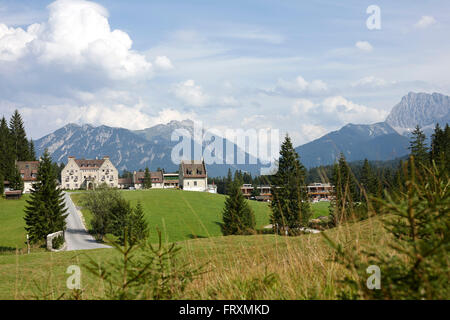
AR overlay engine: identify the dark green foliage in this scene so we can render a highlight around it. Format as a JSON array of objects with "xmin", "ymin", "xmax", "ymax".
[
  {"xmin": 85, "ymin": 230, "xmax": 204, "ymax": 299},
  {"xmin": 0, "ymin": 172, "xmax": 4, "ymax": 196},
  {"xmin": 143, "ymin": 167, "xmax": 152, "ymax": 189},
  {"xmin": 29, "ymin": 139, "xmax": 36, "ymax": 161},
  {"xmin": 82, "ymin": 186, "xmax": 122, "ymax": 240},
  {"xmin": 0, "ymin": 117, "xmax": 15, "ymax": 181},
  {"xmin": 9, "ymin": 165, "xmax": 24, "ymax": 191},
  {"xmin": 329, "ymin": 154, "xmax": 358, "ymax": 226},
  {"xmin": 221, "ymin": 182, "xmax": 256, "ymax": 235},
  {"xmin": 52, "ymin": 234, "xmax": 64, "ymax": 250},
  {"xmin": 270, "ymin": 135, "xmax": 311, "ymax": 234},
  {"xmin": 9, "ymin": 110, "xmax": 31, "ymax": 161},
  {"xmin": 325, "ymin": 157, "xmax": 450, "ymax": 299},
  {"xmin": 108, "ymin": 197, "xmax": 133, "ymax": 243},
  {"xmin": 430, "ymin": 123, "xmax": 450, "ymax": 173},
  {"xmin": 129, "ymin": 202, "xmax": 149, "ymax": 244},
  {"xmin": 24, "ymin": 150, "xmax": 68, "ymax": 244},
  {"xmin": 409, "ymin": 125, "xmax": 428, "ymax": 166}
]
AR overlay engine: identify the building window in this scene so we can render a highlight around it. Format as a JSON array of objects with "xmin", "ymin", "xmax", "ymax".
[{"xmin": 194, "ymin": 181, "xmax": 197, "ymax": 186}]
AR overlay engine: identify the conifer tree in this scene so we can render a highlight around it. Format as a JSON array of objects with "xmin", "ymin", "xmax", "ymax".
[
  {"xmin": 221, "ymin": 181, "xmax": 256, "ymax": 235},
  {"xmin": 24, "ymin": 150, "xmax": 68, "ymax": 244},
  {"xmin": 430, "ymin": 123, "xmax": 450, "ymax": 173},
  {"xmin": 270, "ymin": 135, "xmax": 311, "ymax": 234},
  {"xmin": 0, "ymin": 117, "xmax": 15, "ymax": 180},
  {"xmin": 9, "ymin": 165, "xmax": 24, "ymax": 191},
  {"xmin": 129, "ymin": 201, "xmax": 149, "ymax": 245},
  {"xmin": 225, "ymin": 168, "xmax": 233, "ymax": 195},
  {"xmin": 9, "ymin": 110, "xmax": 30, "ymax": 161},
  {"xmin": 329, "ymin": 153, "xmax": 357, "ymax": 226},
  {"xmin": 29, "ymin": 139, "xmax": 36, "ymax": 161},
  {"xmin": 0, "ymin": 172, "xmax": 4, "ymax": 196},
  {"xmin": 409, "ymin": 125, "xmax": 428, "ymax": 166},
  {"xmin": 143, "ymin": 167, "xmax": 152, "ymax": 189}
]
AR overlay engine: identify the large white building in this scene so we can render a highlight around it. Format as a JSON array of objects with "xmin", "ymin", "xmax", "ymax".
[
  {"xmin": 179, "ymin": 160, "xmax": 208, "ymax": 192},
  {"xmin": 61, "ymin": 156, "xmax": 118, "ymax": 190}
]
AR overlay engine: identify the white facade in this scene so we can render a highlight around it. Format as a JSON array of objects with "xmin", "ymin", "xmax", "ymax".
[
  {"xmin": 61, "ymin": 156, "xmax": 118, "ymax": 190},
  {"xmin": 179, "ymin": 160, "xmax": 208, "ymax": 192}
]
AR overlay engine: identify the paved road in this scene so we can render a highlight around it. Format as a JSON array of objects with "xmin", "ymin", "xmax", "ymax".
[{"xmin": 63, "ymin": 192, "xmax": 110, "ymax": 251}]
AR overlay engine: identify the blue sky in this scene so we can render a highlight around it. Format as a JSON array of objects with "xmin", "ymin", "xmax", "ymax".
[{"xmin": 0, "ymin": 0, "xmax": 449, "ymax": 146}]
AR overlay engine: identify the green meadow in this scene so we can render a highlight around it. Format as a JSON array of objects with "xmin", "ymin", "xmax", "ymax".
[{"xmin": 0, "ymin": 195, "xmax": 30, "ymax": 252}]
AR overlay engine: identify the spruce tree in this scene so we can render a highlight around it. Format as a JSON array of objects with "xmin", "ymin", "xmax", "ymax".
[
  {"xmin": 129, "ymin": 201, "xmax": 149, "ymax": 245},
  {"xmin": 0, "ymin": 172, "xmax": 4, "ymax": 196},
  {"xmin": 24, "ymin": 150, "xmax": 68, "ymax": 244},
  {"xmin": 9, "ymin": 110, "xmax": 30, "ymax": 161},
  {"xmin": 270, "ymin": 135, "xmax": 311, "ymax": 234},
  {"xmin": 329, "ymin": 153, "xmax": 357, "ymax": 226},
  {"xmin": 29, "ymin": 139, "xmax": 36, "ymax": 161},
  {"xmin": 9, "ymin": 165, "xmax": 24, "ymax": 191},
  {"xmin": 225, "ymin": 168, "xmax": 233, "ymax": 195},
  {"xmin": 409, "ymin": 125, "xmax": 428, "ymax": 166},
  {"xmin": 0, "ymin": 117, "xmax": 15, "ymax": 180},
  {"xmin": 221, "ymin": 181, "xmax": 256, "ymax": 235},
  {"xmin": 143, "ymin": 167, "xmax": 152, "ymax": 189}
]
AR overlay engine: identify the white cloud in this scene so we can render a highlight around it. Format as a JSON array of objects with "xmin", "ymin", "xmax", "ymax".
[
  {"xmin": 173, "ymin": 79, "xmax": 209, "ymax": 107},
  {"xmin": 321, "ymin": 96, "xmax": 387, "ymax": 124},
  {"xmin": 355, "ymin": 41, "xmax": 373, "ymax": 52},
  {"xmin": 0, "ymin": 0, "xmax": 154, "ymax": 80},
  {"xmin": 275, "ymin": 75, "xmax": 328, "ymax": 95},
  {"xmin": 415, "ymin": 16, "xmax": 436, "ymax": 29},
  {"xmin": 351, "ymin": 76, "xmax": 396, "ymax": 89},
  {"xmin": 291, "ymin": 99, "xmax": 315, "ymax": 115},
  {"xmin": 154, "ymin": 55, "xmax": 174, "ymax": 70}
]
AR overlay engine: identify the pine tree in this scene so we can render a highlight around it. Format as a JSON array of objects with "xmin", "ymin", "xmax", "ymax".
[
  {"xmin": 221, "ymin": 181, "xmax": 256, "ymax": 235},
  {"xmin": 143, "ymin": 167, "xmax": 152, "ymax": 189},
  {"xmin": 270, "ymin": 135, "xmax": 311, "ymax": 234},
  {"xmin": 0, "ymin": 117, "xmax": 15, "ymax": 180},
  {"xmin": 9, "ymin": 165, "xmax": 24, "ymax": 191},
  {"xmin": 29, "ymin": 139, "xmax": 36, "ymax": 161},
  {"xmin": 360, "ymin": 159, "xmax": 378, "ymax": 200},
  {"xmin": 129, "ymin": 201, "xmax": 149, "ymax": 245},
  {"xmin": 9, "ymin": 110, "xmax": 30, "ymax": 161},
  {"xmin": 409, "ymin": 125, "xmax": 428, "ymax": 167},
  {"xmin": 329, "ymin": 153, "xmax": 357, "ymax": 226},
  {"xmin": 0, "ymin": 172, "xmax": 4, "ymax": 196},
  {"xmin": 430, "ymin": 123, "xmax": 449, "ymax": 173},
  {"xmin": 225, "ymin": 168, "xmax": 233, "ymax": 195},
  {"xmin": 24, "ymin": 150, "xmax": 68, "ymax": 244}
]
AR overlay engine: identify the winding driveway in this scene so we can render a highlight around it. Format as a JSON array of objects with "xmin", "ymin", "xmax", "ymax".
[{"xmin": 63, "ymin": 192, "xmax": 110, "ymax": 251}]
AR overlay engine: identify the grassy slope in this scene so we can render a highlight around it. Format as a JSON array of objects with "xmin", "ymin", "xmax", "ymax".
[
  {"xmin": 72, "ymin": 189, "xmax": 272, "ymax": 243},
  {"xmin": 0, "ymin": 195, "xmax": 30, "ymax": 251},
  {"xmin": 71, "ymin": 189, "xmax": 330, "ymax": 243},
  {"xmin": 0, "ymin": 215, "xmax": 387, "ymax": 299}
]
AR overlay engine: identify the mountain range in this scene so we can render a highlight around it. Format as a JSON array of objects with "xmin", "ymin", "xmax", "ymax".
[
  {"xmin": 35, "ymin": 120, "xmax": 263, "ymax": 177},
  {"xmin": 35, "ymin": 92, "xmax": 450, "ymax": 175}
]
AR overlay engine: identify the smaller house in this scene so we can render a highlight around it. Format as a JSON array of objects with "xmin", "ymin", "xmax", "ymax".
[
  {"xmin": 307, "ymin": 183, "xmax": 334, "ymax": 201},
  {"xmin": 179, "ymin": 160, "xmax": 207, "ymax": 192},
  {"xmin": 118, "ymin": 177, "xmax": 133, "ymax": 189},
  {"xmin": 133, "ymin": 171, "xmax": 164, "ymax": 189},
  {"xmin": 17, "ymin": 161, "xmax": 40, "ymax": 193},
  {"xmin": 163, "ymin": 173, "xmax": 179, "ymax": 189},
  {"xmin": 240, "ymin": 184, "xmax": 272, "ymax": 201}
]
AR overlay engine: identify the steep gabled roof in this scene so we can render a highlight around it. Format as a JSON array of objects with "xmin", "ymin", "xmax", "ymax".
[
  {"xmin": 180, "ymin": 160, "xmax": 207, "ymax": 178},
  {"xmin": 16, "ymin": 161, "xmax": 40, "ymax": 181}
]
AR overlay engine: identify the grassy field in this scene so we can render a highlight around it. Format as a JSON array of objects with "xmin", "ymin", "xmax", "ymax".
[
  {"xmin": 310, "ymin": 201, "xmax": 330, "ymax": 218},
  {"xmin": 0, "ymin": 215, "xmax": 387, "ymax": 299},
  {"xmin": 72, "ymin": 189, "xmax": 271, "ymax": 243},
  {"xmin": 71, "ymin": 189, "xmax": 330, "ymax": 243},
  {"xmin": 0, "ymin": 195, "xmax": 30, "ymax": 252}
]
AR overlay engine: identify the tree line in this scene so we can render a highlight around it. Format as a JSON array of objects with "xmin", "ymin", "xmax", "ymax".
[{"xmin": 0, "ymin": 110, "xmax": 36, "ymax": 192}]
